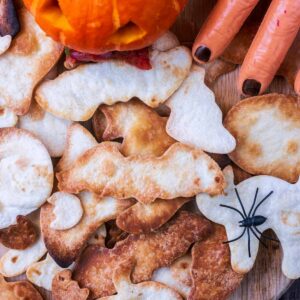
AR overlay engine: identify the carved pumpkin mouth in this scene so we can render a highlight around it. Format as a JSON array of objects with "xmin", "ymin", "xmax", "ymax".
[{"xmin": 108, "ymin": 21, "xmax": 147, "ymax": 45}]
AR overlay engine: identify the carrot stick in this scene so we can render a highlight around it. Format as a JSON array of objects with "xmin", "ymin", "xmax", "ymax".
[
  {"xmin": 295, "ymin": 70, "xmax": 300, "ymax": 96},
  {"xmin": 192, "ymin": 0, "xmax": 259, "ymax": 63},
  {"xmin": 238, "ymin": 0, "xmax": 300, "ymax": 96}
]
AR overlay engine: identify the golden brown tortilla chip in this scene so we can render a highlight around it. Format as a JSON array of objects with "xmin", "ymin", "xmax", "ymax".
[
  {"xmin": 73, "ymin": 211, "xmax": 212, "ymax": 298},
  {"xmin": 0, "ymin": 275, "xmax": 42, "ymax": 300},
  {"xmin": 0, "ymin": 215, "xmax": 38, "ymax": 250},
  {"xmin": 188, "ymin": 225, "xmax": 244, "ymax": 300},
  {"xmin": 52, "ymin": 270, "xmax": 89, "ymax": 300}
]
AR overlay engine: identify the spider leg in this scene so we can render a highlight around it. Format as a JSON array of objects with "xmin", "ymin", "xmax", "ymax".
[
  {"xmin": 250, "ymin": 227, "xmax": 267, "ymax": 248},
  {"xmin": 220, "ymin": 204, "xmax": 245, "ymax": 220},
  {"xmin": 254, "ymin": 226, "xmax": 279, "ymax": 243},
  {"xmin": 248, "ymin": 188, "xmax": 259, "ymax": 217},
  {"xmin": 247, "ymin": 227, "xmax": 251, "ymax": 257},
  {"xmin": 235, "ymin": 188, "xmax": 247, "ymax": 218},
  {"xmin": 252, "ymin": 191, "xmax": 274, "ymax": 217},
  {"xmin": 223, "ymin": 227, "xmax": 247, "ymax": 244}
]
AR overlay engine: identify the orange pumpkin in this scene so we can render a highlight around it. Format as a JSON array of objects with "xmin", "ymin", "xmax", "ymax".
[{"xmin": 23, "ymin": 0, "xmax": 187, "ymax": 54}]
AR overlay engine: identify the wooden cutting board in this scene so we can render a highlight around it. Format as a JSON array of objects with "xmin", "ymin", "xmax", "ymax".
[{"xmin": 1, "ymin": 0, "xmax": 297, "ymax": 299}]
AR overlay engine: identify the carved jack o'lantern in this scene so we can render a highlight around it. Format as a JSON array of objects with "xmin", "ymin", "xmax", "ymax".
[{"xmin": 23, "ymin": 0, "xmax": 187, "ymax": 53}]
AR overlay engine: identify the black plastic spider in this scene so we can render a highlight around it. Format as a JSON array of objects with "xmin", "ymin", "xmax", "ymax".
[{"xmin": 220, "ymin": 187, "xmax": 279, "ymax": 257}]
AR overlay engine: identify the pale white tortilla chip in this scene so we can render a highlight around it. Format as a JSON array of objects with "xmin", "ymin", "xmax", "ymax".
[
  {"xmin": 99, "ymin": 262, "xmax": 182, "ymax": 300},
  {"xmin": 0, "ymin": 9, "xmax": 63, "ymax": 115},
  {"xmin": 197, "ymin": 166, "xmax": 300, "ymax": 279},
  {"xmin": 152, "ymin": 31, "xmax": 179, "ymax": 51},
  {"xmin": 166, "ymin": 65, "xmax": 236, "ymax": 154},
  {"xmin": 35, "ymin": 36, "xmax": 192, "ymax": 121},
  {"xmin": 152, "ymin": 255, "xmax": 192, "ymax": 298},
  {"xmin": 26, "ymin": 253, "xmax": 74, "ymax": 291},
  {"xmin": 0, "ymin": 128, "xmax": 53, "ymax": 229},
  {"xmin": 56, "ymin": 123, "xmax": 97, "ymax": 172},
  {"xmin": 18, "ymin": 102, "xmax": 72, "ymax": 157},
  {"xmin": 0, "ymin": 35, "xmax": 11, "ymax": 55},
  {"xmin": 57, "ymin": 142, "xmax": 225, "ymax": 203},
  {"xmin": 0, "ymin": 235, "xmax": 46, "ymax": 277},
  {"xmin": 48, "ymin": 192, "xmax": 83, "ymax": 230}
]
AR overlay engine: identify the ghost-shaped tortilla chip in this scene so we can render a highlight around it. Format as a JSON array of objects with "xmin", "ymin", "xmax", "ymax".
[
  {"xmin": 197, "ymin": 166, "xmax": 300, "ymax": 279},
  {"xmin": 166, "ymin": 65, "xmax": 236, "ymax": 154}
]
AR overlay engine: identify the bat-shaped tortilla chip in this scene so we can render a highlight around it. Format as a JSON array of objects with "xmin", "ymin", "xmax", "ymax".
[
  {"xmin": 0, "ymin": 9, "xmax": 63, "ymax": 115},
  {"xmin": 57, "ymin": 142, "xmax": 225, "ymax": 203},
  {"xmin": 73, "ymin": 211, "xmax": 212, "ymax": 298},
  {"xmin": 197, "ymin": 166, "xmax": 300, "ymax": 279},
  {"xmin": 35, "ymin": 33, "xmax": 192, "ymax": 121},
  {"xmin": 18, "ymin": 101, "xmax": 72, "ymax": 157},
  {"xmin": 93, "ymin": 100, "xmax": 189, "ymax": 233},
  {"xmin": 99, "ymin": 261, "xmax": 183, "ymax": 300},
  {"xmin": 0, "ymin": 128, "xmax": 53, "ymax": 229},
  {"xmin": 224, "ymin": 94, "xmax": 300, "ymax": 182},
  {"xmin": 166, "ymin": 65, "xmax": 236, "ymax": 154},
  {"xmin": 0, "ymin": 275, "xmax": 42, "ymax": 300}
]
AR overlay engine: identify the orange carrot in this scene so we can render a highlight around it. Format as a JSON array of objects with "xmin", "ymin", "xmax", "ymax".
[
  {"xmin": 238, "ymin": 0, "xmax": 300, "ymax": 96},
  {"xmin": 192, "ymin": 0, "xmax": 259, "ymax": 63}
]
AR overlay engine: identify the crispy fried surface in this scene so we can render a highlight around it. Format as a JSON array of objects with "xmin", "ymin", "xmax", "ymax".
[
  {"xmin": 52, "ymin": 270, "xmax": 89, "ymax": 300},
  {"xmin": 93, "ymin": 100, "xmax": 175, "ymax": 156},
  {"xmin": 41, "ymin": 192, "xmax": 133, "ymax": 267},
  {"xmin": 0, "ymin": 215, "xmax": 38, "ymax": 249},
  {"xmin": 57, "ymin": 142, "xmax": 225, "ymax": 203},
  {"xmin": 0, "ymin": 274, "xmax": 42, "ymax": 300},
  {"xmin": 188, "ymin": 225, "xmax": 243, "ymax": 300},
  {"xmin": 73, "ymin": 211, "xmax": 212, "ymax": 298},
  {"xmin": 0, "ymin": 9, "xmax": 63, "ymax": 115},
  {"xmin": 117, "ymin": 198, "xmax": 190, "ymax": 234},
  {"xmin": 100, "ymin": 261, "xmax": 182, "ymax": 300},
  {"xmin": 224, "ymin": 94, "xmax": 300, "ymax": 182}
]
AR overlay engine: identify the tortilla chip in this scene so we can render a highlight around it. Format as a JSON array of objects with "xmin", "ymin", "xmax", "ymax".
[
  {"xmin": 197, "ymin": 166, "xmax": 300, "ymax": 279},
  {"xmin": 0, "ymin": 234, "xmax": 46, "ymax": 277},
  {"xmin": 0, "ymin": 215, "xmax": 37, "ymax": 250},
  {"xmin": 0, "ymin": 9, "xmax": 63, "ymax": 115},
  {"xmin": 57, "ymin": 142, "xmax": 225, "ymax": 203},
  {"xmin": 35, "ymin": 34, "xmax": 192, "ymax": 121},
  {"xmin": 0, "ymin": 98, "xmax": 18, "ymax": 128},
  {"xmin": 0, "ymin": 128, "xmax": 53, "ymax": 229},
  {"xmin": 188, "ymin": 225, "xmax": 243, "ymax": 300},
  {"xmin": 152, "ymin": 255, "xmax": 192, "ymax": 298},
  {"xmin": 224, "ymin": 93, "xmax": 300, "ymax": 182},
  {"xmin": 166, "ymin": 65, "xmax": 236, "ymax": 154},
  {"xmin": 41, "ymin": 192, "xmax": 133, "ymax": 267},
  {"xmin": 93, "ymin": 100, "xmax": 175, "ymax": 156},
  {"xmin": 0, "ymin": 35, "xmax": 11, "ymax": 55},
  {"xmin": 99, "ymin": 260, "xmax": 182, "ymax": 300},
  {"xmin": 27, "ymin": 253, "xmax": 73, "ymax": 291},
  {"xmin": 47, "ymin": 192, "xmax": 83, "ymax": 230},
  {"xmin": 0, "ymin": 275, "xmax": 42, "ymax": 300},
  {"xmin": 116, "ymin": 198, "xmax": 190, "ymax": 234},
  {"xmin": 18, "ymin": 101, "xmax": 72, "ymax": 157},
  {"xmin": 106, "ymin": 220, "xmax": 128, "ymax": 249},
  {"xmin": 56, "ymin": 123, "xmax": 98, "ymax": 172},
  {"xmin": 52, "ymin": 270, "xmax": 89, "ymax": 300},
  {"xmin": 73, "ymin": 211, "xmax": 212, "ymax": 298}
]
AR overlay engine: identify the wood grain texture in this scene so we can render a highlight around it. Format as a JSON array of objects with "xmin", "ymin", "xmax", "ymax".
[{"xmin": 0, "ymin": 1, "xmax": 298, "ymax": 299}]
